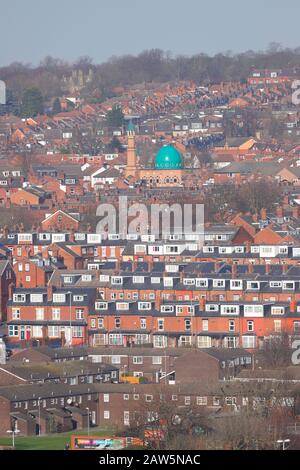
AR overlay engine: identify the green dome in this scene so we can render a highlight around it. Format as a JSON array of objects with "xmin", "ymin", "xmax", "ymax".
[{"xmin": 155, "ymin": 145, "xmax": 183, "ymax": 169}]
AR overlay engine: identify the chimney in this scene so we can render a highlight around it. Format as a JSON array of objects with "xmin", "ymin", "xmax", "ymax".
[
  {"xmin": 282, "ymin": 264, "xmax": 289, "ymax": 275},
  {"xmin": 132, "ymin": 259, "xmax": 138, "ymax": 272},
  {"xmin": 265, "ymin": 263, "xmax": 271, "ymax": 275},
  {"xmin": 290, "ymin": 300, "xmax": 297, "ymax": 313},
  {"xmin": 200, "ymin": 297, "xmax": 206, "ymax": 311},
  {"xmin": 115, "ymin": 259, "xmax": 121, "ymax": 273},
  {"xmin": 215, "ymin": 261, "xmax": 222, "ymax": 273},
  {"xmin": 148, "ymin": 258, "xmax": 153, "ymax": 273},
  {"xmin": 231, "ymin": 263, "xmax": 237, "ymax": 279},
  {"xmin": 293, "ymin": 206, "xmax": 300, "ymax": 219},
  {"xmin": 260, "ymin": 208, "xmax": 267, "ymax": 220},
  {"xmin": 47, "ymin": 284, "xmax": 53, "ymax": 301},
  {"xmin": 69, "ymin": 228, "xmax": 75, "ymax": 243},
  {"xmin": 8, "ymin": 283, "xmax": 14, "ymax": 301},
  {"xmin": 155, "ymin": 294, "xmax": 161, "ymax": 312},
  {"xmin": 3, "ymin": 225, "xmax": 8, "ymax": 240},
  {"xmin": 276, "ymin": 206, "xmax": 284, "ymax": 218}
]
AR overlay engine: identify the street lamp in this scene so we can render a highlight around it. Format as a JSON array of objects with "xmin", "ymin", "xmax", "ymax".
[
  {"xmin": 86, "ymin": 407, "xmax": 90, "ymax": 436},
  {"xmin": 38, "ymin": 397, "xmax": 41, "ymax": 436},
  {"xmin": 7, "ymin": 427, "xmax": 20, "ymax": 448}
]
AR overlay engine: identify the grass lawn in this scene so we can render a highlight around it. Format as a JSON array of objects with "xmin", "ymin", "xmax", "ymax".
[{"xmin": 0, "ymin": 427, "xmax": 113, "ymax": 450}]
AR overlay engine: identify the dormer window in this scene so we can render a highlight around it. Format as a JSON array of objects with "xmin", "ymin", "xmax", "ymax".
[
  {"xmin": 230, "ymin": 280, "xmax": 243, "ymax": 290},
  {"xmin": 116, "ymin": 302, "xmax": 129, "ymax": 311},
  {"xmin": 53, "ymin": 293, "xmax": 66, "ymax": 303},
  {"xmin": 247, "ymin": 281, "xmax": 260, "ymax": 290},
  {"xmin": 133, "ymin": 276, "xmax": 145, "ymax": 284},
  {"xmin": 138, "ymin": 302, "xmax": 151, "ymax": 311},
  {"xmin": 95, "ymin": 302, "xmax": 108, "ymax": 310}
]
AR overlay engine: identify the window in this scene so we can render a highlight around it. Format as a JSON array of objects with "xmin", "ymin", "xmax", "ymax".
[
  {"xmin": 158, "ymin": 319, "xmax": 164, "ymax": 331},
  {"xmin": 73, "ymin": 295, "xmax": 84, "ymax": 302},
  {"xmin": 197, "ymin": 336, "xmax": 212, "ymax": 348},
  {"xmin": 133, "ymin": 356, "xmax": 143, "ymax": 364},
  {"xmin": 202, "ymin": 319, "xmax": 209, "ymax": 331},
  {"xmin": 247, "ymin": 321, "xmax": 254, "ymax": 332},
  {"xmin": 230, "ymin": 280, "xmax": 243, "ymax": 289},
  {"xmin": 197, "ymin": 397, "xmax": 208, "ymax": 406},
  {"xmin": 229, "ymin": 320, "xmax": 235, "ymax": 332},
  {"xmin": 76, "ymin": 308, "xmax": 84, "ymax": 320},
  {"xmin": 221, "ymin": 305, "xmax": 239, "ymax": 315},
  {"xmin": 72, "ymin": 326, "xmax": 84, "ymax": 338},
  {"xmin": 112, "ymin": 355, "xmax": 121, "ymax": 364},
  {"xmin": 271, "ymin": 306, "xmax": 285, "ymax": 315},
  {"xmin": 124, "ymin": 411, "xmax": 130, "ymax": 426},
  {"xmin": 95, "ymin": 302, "xmax": 108, "ymax": 310},
  {"xmin": 123, "ymin": 394, "xmax": 130, "ymax": 401},
  {"xmin": 140, "ymin": 318, "xmax": 147, "ymax": 329},
  {"xmin": 225, "ymin": 396, "xmax": 237, "ymax": 406},
  {"xmin": 13, "ymin": 294, "xmax": 26, "ymax": 303},
  {"xmin": 152, "ymin": 356, "xmax": 162, "ymax": 365},
  {"xmin": 12, "ymin": 308, "xmax": 20, "ymax": 320},
  {"xmin": 52, "ymin": 308, "xmax": 60, "ymax": 320},
  {"xmin": 109, "ymin": 334, "xmax": 123, "ymax": 345},
  {"xmin": 138, "ymin": 302, "xmax": 151, "ymax": 310},
  {"xmin": 153, "ymin": 335, "xmax": 167, "ymax": 348},
  {"xmin": 32, "ymin": 326, "xmax": 43, "ymax": 338},
  {"xmin": 184, "ymin": 396, "xmax": 191, "ymax": 405},
  {"xmin": 294, "ymin": 321, "xmax": 300, "ymax": 333},
  {"xmin": 206, "ymin": 304, "xmax": 219, "ymax": 312},
  {"xmin": 103, "ymin": 394, "xmax": 109, "ymax": 402},
  {"xmin": 115, "ymin": 317, "xmax": 121, "ymax": 329},
  {"xmin": 36, "ymin": 308, "xmax": 44, "ymax": 321},
  {"xmin": 274, "ymin": 320, "xmax": 282, "ymax": 333},
  {"xmin": 196, "ymin": 279, "xmax": 208, "ymax": 288},
  {"xmin": 31, "ymin": 293, "xmax": 44, "ymax": 303},
  {"xmin": 224, "ymin": 336, "xmax": 238, "ymax": 349},
  {"xmin": 104, "ymin": 410, "xmax": 110, "ymax": 419},
  {"xmin": 185, "ymin": 318, "xmax": 191, "ymax": 331},
  {"xmin": 53, "ymin": 293, "xmax": 66, "ymax": 303},
  {"xmin": 116, "ymin": 302, "xmax": 129, "ymax": 311},
  {"xmin": 213, "ymin": 280, "xmax": 225, "ymax": 288},
  {"xmin": 145, "ymin": 395, "xmax": 153, "ymax": 402},
  {"xmin": 48, "ymin": 326, "xmax": 59, "ymax": 337},
  {"xmin": 213, "ymin": 397, "xmax": 220, "ymax": 406},
  {"xmin": 9, "ymin": 325, "xmax": 19, "ymax": 337},
  {"xmin": 91, "ymin": 319, "xmax": 96, "ymax": 328},
  {"xmin": 242, "ymin": 336, "xmax": 256, "ymax": 349}
]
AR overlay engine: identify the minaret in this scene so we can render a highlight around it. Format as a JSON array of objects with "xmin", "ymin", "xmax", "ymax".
[{"xmin": 126, "ymin": 120, "xmax": 136, "ymax": 175}]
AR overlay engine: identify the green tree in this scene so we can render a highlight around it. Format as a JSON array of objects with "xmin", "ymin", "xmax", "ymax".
[
  {"xmin": 21, "ymin": 87, "xmax": 44, "ymax": 117},
  {"xmin": 52, "ymin": 97, "xmax": 62, "ymax": 115},
  {"xmin": 106, "ymin": 105, "xmax": 124, "ymax": 127}
]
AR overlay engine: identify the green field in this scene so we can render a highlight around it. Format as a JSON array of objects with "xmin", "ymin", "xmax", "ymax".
[{"xmin": 0, "ymin": 427, "xmax": 113, "ymax": 450}]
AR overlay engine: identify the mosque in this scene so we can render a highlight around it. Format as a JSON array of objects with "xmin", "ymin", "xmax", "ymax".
[{"xmin": 125, "ymin": 121, "xmax": 187, "ymax": 187}]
